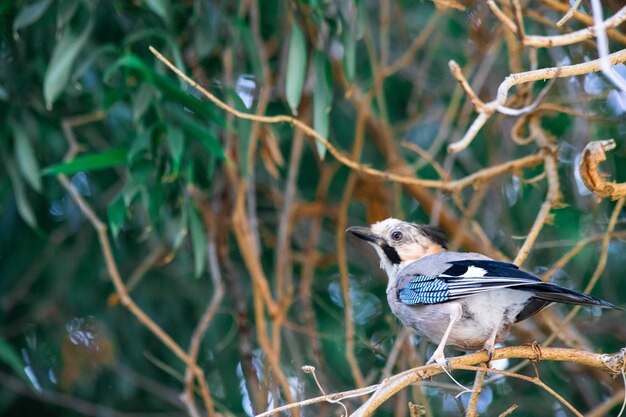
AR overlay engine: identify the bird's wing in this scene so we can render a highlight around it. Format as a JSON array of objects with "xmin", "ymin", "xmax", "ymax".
[
  {"xmin": 398, "ymin": 259, "xmax": 617, "ymax": 309},
  {"xmin": 397, "ymin": 259, "xmax": 535, "ymax": 305}
]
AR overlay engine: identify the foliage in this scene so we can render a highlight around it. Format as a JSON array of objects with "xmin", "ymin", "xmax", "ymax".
[{"xmin": 1, "ymin": 0, "xmax": 625, "ymax": 416}]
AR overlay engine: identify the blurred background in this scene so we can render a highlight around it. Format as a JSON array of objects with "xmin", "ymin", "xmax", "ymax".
[{"xmin": 1, "ymin": 0, "xmax": 626, "ymax": 416}]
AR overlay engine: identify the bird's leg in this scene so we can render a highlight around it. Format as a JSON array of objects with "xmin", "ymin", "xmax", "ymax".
[
  {"xmin": 482, "ymin": 324, "xmax": 500, "ymax": 366},
  {"xmin": 426, "ymin": 303, "xmax": 462, "ymax": 366}
]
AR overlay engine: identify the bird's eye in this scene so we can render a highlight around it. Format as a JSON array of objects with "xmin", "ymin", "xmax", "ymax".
[{"xmin": 391, "ymin": 231, "xmax": 403, "ymax": 241}]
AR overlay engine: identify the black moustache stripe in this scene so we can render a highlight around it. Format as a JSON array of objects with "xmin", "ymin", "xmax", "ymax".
[{"xmin": 380, "ymin": 243, "xmax": 401, "ymax": 264}]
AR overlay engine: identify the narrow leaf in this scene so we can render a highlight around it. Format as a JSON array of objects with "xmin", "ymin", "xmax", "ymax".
[
  {"xmin": 166, "ymin": 125, "xmax": 184, "ymax": 176},
  {"xmin": 3, "ymin": 154, "xmax": 37, "ymax": 228},
  {"xmin": 133, "ymin": 83, "xmax": 155, "ymax": 122},
  {"xmin": 42, "ymin": 148, "xmax": 127, "ymax": 175},
  {"xmin": 236, "ymin": 20, "xmax": 263, "ymax": 80},
  {"xmin": 13, "ymin": 0, "xmax": 53, "ymax": 32},
  {"xmin": 0, "ymin": 338, "xmax": 27, "ymax": 383},
  {"xmin": 145, "ymin": 0, "xmax": 170, "ymax": 23},
  {"xmin": 107, "ymin": 194, "xmax": 126, "ymax": 239},
  {"xmin": 57, "ymin": 0, "xmax": 80, "ymax": 29},
  {"xmin": 107, "ymin": 54, "xmax": 225, "ymax": 127},
  {"xmin": 286, "ymin": 23, "xmax": 307, "ymax": 114},
  {"xmin": 13, "ymin": 123, "xmax": 42, "ymax": 192},
  {"xmin": 313, "ymin": 52, "xmax": 332, "ymax": 159},
  {"xmin": 188, "ymin": 203, "xmax": 207, "ymax": 278},
  {"xmin": 164, "ymin": 103, "xmax": 224, "ymax": 158},
  {"xmin": 44, "ymin": 18, "xmax": 93, "ymax": 109},
  {"xmin": 342, "ymin": 22, "xmax": 356, "ymax": 82}
]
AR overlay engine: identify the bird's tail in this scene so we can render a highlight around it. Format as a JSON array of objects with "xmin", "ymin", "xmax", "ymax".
[{"xmin": 515, "ymin": 283, "xmax": 619, "ymax": 309}]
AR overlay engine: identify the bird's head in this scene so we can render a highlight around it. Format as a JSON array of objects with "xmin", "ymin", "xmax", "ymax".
[{"xmin": 347, "ymin": 218, "xmax": 448, "ymax": 277}]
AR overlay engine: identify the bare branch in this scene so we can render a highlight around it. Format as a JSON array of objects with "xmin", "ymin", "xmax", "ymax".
[
  {"xmin": 579, "ymin": 139, "xmax": 626, "ymax": 200},
  {"xmin": 449, "ymin": 48, "xmax": 626, "ymax": 153},
  {"xmin": 350, "ymin": 346, "xmax": 625, "ymax": 417}
]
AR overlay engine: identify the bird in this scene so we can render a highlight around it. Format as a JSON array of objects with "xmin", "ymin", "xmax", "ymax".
[{"xmin": 346, "ymin": 218, "xmax": 618, "ymax": 366}]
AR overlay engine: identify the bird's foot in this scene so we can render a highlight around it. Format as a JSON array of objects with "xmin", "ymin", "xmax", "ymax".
[
  {"xmin": 482, "ymin": 340, "xmax": 496, "ymax": 367},
  {"xmin": 426, "ymin": 350, "xmax": 450, "ymax": 368},
  {"xmin": 484, "ymin": 346, "xmax": 495, "ymax": 367}
]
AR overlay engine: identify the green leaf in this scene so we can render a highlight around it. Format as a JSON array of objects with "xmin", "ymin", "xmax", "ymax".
[
  {"xmin": 2, "ymin": 153, "xmax": 37, "ymax": 228},
  {"xmin": 43, "ymin": 18, "xmax": 93, "ymax": 109},
  {"xmin": 0, "ymin": 338, "xmax": 27, "ymax": 383},
  {"xmin": 106, "ymin": 54, "xmax": 225, "ymax": 127},
  {"xmin": 42, "ymin": 148, "xmax": 128, "ymax": 175},
  {"xmin": 342, "ymin": 22, "xmax": 356, "ymax": 83},
  {"xmin": 107, "ymin": 194, "xmax": 126, "ymax": 239},
  {"xmin": 235, "ymin": 19, "xmax": 263, "ymax": 80},
  {"xmin": 72, "ymin": 44, "xmax": 117, "ymax": 83},
  {"xmin": 286, "ymin": 23, "xmax": 307, "ymax": 114},
  {"xmin": 145, "ymin": 183, "xmax": 163, "ymax": 227},
  {"xmin": 132, "ymin": 83, "xmax": 155, "ymax": 122},
  {"xmin": 145, "ymin": 0, "xmax": 170, "ymax": 24},
  {"xmin": 313, "ymin": 52, "xmax": 332, "ymax": 159},
  {"xmin": 121, "ymin": 182, "xmax": 141, "ymax": 206},
  {"xmin": 13, "ymin": 0, "xmax": 53, "ymax": 32},
  {"xmin": 123, "ymin": 30, "xmax": 186, "ymax": 85},
  {"xmin": 163, "ymin": 103, "xmax": 224, "ymax": 159},
  {"xmin": 12, "ymin": 123, "xmax": 42, "ymax": 192},
  {"xmin": 166, "ymin": 125, "xmax": 184, "ymax": 176},
  {"xmin": 57, "ymin": 0, "xmax": 80, "ymax": 29},
  {"xmin": 128, "ymin": 125, "xmax": 153, "ymax": 163},
  {"xmin": 187, "ymin": 202, "xmax": 206, "ymax": 278}
]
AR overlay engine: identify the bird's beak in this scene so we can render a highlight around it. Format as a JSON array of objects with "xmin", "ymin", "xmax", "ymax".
[{"xmin": 346, "ymin": 226, "xmax": 382, "ymax": 244}]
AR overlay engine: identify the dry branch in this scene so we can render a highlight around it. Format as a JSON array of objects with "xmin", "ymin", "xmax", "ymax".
[
  {"xmin": 350, "ymin": 346, "xmax": 625, "ymax": 417},
  {"xmin": 253, "ymin": 347, "xmax": 625, "ymax": 417},
  {"xmin": 488, "ymin": 3, "xmax": 626, "ymax": 48},
  {"xmin": 579, "ymin": 139, "xmax": 626, "ymax": 200},
  {"xmin": 448, "ymin": 48, "xmax": 626, "ymax": 153}
]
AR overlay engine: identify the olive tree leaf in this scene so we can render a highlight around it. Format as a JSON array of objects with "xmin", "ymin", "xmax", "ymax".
[
  {"xmin": 106, "ymin": 54, "xmax": 225, "ymax": 127},
  {"xmin": 187, "ymin": 202, "xmax": 206, "ymax": 278},
  {"xmin": 13, "ymin": 0, "xmax": 53, "ymax": 32},
  {"xmin": 107, "ymin": 194, "xmax": 126, "ymax": 240},
  {"xmin": 42, "ymin": 148, "xmax": 128, "ymax": 175},
  {"xmin": 2, "ymin": 152, "xmax": 37, "ymax": 228},
  {"xmin": 43, "ymin": 18, "xmax": 94, "ymax": 109},
  {"xmin": 286, "ymin": 22, "xmax": 307, "ymax": 114},
  {"xmin": 0, "ymin": 338, "xmax": 27, "ymax": 383},
  {"xmin": 166, "ymin": 125, "xmax": 185, "ymax": 176},
  {"xmin": 145, "ymin": 0, "xmax": 171, "ymax": 25},
  {"xmin": 12, "ymin": 122, "xmax": 42, "ymax": 192},
  {"xmin": 313, "ymin": 51, "xmax": 332, "ymax": 160}
]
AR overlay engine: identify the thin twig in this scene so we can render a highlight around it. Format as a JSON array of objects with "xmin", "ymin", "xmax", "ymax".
[
  {"xmin": 254, "ymin": 385, "xmax": 380, "ymax": 417},
  {"xmin": 539, "ymin": 0, "xmax": 626, "ymax": 45},
  {"xmin": 498, "ymin": 404, "xmax": 519, "ymax": 417},
  {"xmin": 336, "ymin": 93, "xmax": 372, "ymax": 389},
  {"xmin": 590, "ymin": 1, "xmax": 626, "ymax": 93},
  {"xmin": 513, "ymin": 120, "xmax": 560, "ymax": 266},
  {"xmin": 449, "ymin": 48, "xmax": 626, "ymax": 153},
  {"xmin": 148, "ymin": 46, "xmax": 536, "ymax": 193},
  {"xmin": 465, "ymin": 363, "xmax": 486, "ymax": 417},
  {"xmin": 556, "ymin": 0, "xmax": 583, "ymax": 27},
  {"xmin": 455, "ymin": 365, "xmax": 583, "ymax": 417}
]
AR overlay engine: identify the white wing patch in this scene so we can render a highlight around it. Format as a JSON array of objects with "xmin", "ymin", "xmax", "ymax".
[{"xmin": 441, "ymin": 265, "xmax": 487, "ymax": 278}]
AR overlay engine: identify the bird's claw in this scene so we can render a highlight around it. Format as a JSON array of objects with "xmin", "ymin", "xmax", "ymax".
[
  {"xmin": 426, "ymin": 352, "xmax": 450, "ymax": 368},
  {"xmin": 483, "ymin": 346, "xmax": 495, "ymax": 367}
]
